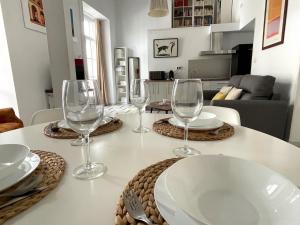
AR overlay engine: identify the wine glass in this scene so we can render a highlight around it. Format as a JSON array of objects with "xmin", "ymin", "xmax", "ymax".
[
  {"xmin": 130, "ymin": 79, "xmax": 150, "ymax": 133},
  {"xmin": 62, "ymin": 80, "xmax": 107, "ymax": 179},
  {"xmin": 70, "ymin": 135, "xmax": 93, "ymax": 146},
  {"xmin": 171, "ymin": 79, "xmax": 203, "ymax": 157}
]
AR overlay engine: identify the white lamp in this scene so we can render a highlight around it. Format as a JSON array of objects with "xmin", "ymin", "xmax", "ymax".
[{"xmin": 148, "ymin": 0, "xmax": 169, "ymax": 17}]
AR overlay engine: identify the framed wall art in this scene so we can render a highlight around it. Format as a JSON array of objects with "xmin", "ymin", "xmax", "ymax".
[
  {"xmin": 153, "ymin": 38, "xmax": 178, "ymax": 58},
  {"xmin": 21, "ymin": 0, "xmax": 46, "ymax": 33},
  {"xmin": 262, "ymin": 0, "xmax": 288, "ymax": 50}
]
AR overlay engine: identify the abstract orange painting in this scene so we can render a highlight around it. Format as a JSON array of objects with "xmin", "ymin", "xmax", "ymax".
[{"xmin": 262, "ymin": 0, "xmax": 288, "ymax": 50}]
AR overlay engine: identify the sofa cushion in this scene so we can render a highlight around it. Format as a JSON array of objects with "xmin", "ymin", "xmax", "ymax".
[
  {"xmin": 0, "ymin": 122, "xmax": 23, "ymax": 133},
  {"xmin": 229, "ymin": 75, "xmax": 245, "ymax": 88},
  {"xmin": 0, "ymin": 108, "xmax": 23, "ymax": 125},
  {"xmin": 239, "ymin": 75, "xmax": 275, "ymax": 98},
  {"xmin": 240, "ymin": 93, "xmax": 269, "ymax": 100}
]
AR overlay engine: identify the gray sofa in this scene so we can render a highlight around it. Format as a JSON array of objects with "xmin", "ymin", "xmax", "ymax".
[{"xmin": 204, "ymin": 75, "xmax": 289, "ymax": 140}]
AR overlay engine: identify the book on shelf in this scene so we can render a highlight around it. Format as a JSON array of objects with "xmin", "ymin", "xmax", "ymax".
[
  {"xmin": 174, "ymin": 8, "xmax": 183, "ymax": 17},
  {"xmin": 194, "ymin": 0, "xmax": 204, "ymax": 6},
  {"xmin": 194, "ymin": 17, "xmax": 203, "ymax": 26},
  {"xmin": 173, "ymin": 19, "xmax": 183, "ymax": 27},
  {"xmin": 204, "ymin": 16, "xmax": 213, "ymax": 25},
  {"xmin": 204, "ymin": 0, "xmax": 213, "ymax": 5},
  {"xmin": 184, "ymin": 8, "xmax": 192, "ymax": 16},
  {"xmin": 194, "ymin": 8, "xmax": 203, "ymax": 16},
  {"xmin": 184, "ymin": 18, "xmax": 192, "ymax": 26}
]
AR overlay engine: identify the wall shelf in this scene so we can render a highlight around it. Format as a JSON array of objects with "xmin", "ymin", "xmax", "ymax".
[
  {"xmin": 114, "ymin": 47, "xmax": 129, "ymax": 104},
  {"xmin": 172, "ymin": 0, "xmax": 216, "ymax": 28}
]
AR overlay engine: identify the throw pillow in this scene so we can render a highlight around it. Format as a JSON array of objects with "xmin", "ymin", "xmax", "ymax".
[
  {"xmin": 212, "ymin": 92, "xmax": 226, "ymax": 100},
  {"xmin": 225, "ymin": 87, "xmax": 243, "ymax": 100},
  {"xmin": 212, "ymin": 86, "xmax": 233, "ymax": 100},
  {"xmin": 219, "ymin": 86, "xmax": 233, "ymax": 95}
]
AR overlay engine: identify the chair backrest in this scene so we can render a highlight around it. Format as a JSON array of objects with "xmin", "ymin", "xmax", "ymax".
[
  {"xmin": 30, "ymin": 108, "xmax": 64, "ymax": 125},
  {"xmin": 202, "ymin": 106, "xmax": 241, "ymax": 126}
]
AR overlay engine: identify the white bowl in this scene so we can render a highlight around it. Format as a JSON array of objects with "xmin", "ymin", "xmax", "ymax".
[
  {"xmin": 191, "ymin": 112, "xmax": 217, "ymax": 127},
  {"xmin": 171, "ymin": 112, "xmax": 216, "ymax": 126},
  {"xmin": 165, "ymin": 155, "xmax": 300, "ymax": 225},
  {"xmin": 0, "ymin": 144, "xmax": 30, "ymax": 180},
  {"xmin": 169, "ymin": 112, "xmax": 223, "ymax": 130}
]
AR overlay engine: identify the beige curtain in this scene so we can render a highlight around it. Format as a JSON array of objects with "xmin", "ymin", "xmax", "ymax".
[{"xmin": 96, "ymin": 20, "xmax": 109, "ymax": 105}]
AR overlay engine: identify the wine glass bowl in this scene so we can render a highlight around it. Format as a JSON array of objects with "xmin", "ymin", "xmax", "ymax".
[
  {"xmin": 62, "ymin": 80, "xmax": 107, "ymax": 180},
  {"xmin": 130, "ymin": 79, "xmax": 150, "ymax": 133},
  {"xmin": 171, "ymin": 79, "xmax": 204, "ymax": 157}
]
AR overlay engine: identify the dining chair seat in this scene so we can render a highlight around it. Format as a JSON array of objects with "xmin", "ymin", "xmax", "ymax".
[
  {"xmin": 30, "ymin": 108, "xmax": 64, "ymax": 125},
  {"xmin": 202, "ymin": 106, "xmax": 241, "ymax": 126}
]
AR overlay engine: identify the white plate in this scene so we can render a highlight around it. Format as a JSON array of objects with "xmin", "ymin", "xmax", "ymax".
[
  {"xmin": 154, "ymin": 170, "xmax": 203, "ymax": 225},
  {"xmin": 58, "ymin": 116, "xmax": 113, "ymax": 129},
  {"xmin": 169, "ymin": 114, "xmax": 223, "ymax": 131},
  {"xmin": 0, "ymin": 152, "xmax": 40, "ymax": 192},
  {"xmin": 164, "ymin": 155, "xmax": 300, "ymax": 225},
  {"xmin": 0, "ymin": 144, "xmax": 30, "ymax": 180}
]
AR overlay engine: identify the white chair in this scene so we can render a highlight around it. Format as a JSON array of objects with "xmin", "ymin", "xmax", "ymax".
[
  {"xmin": 202, "ymin": 106, "xmax": 241, "ymax": 126},
  {"xmin": 30, "ymin": 108, "xmax": 64, "ymax": 125}
]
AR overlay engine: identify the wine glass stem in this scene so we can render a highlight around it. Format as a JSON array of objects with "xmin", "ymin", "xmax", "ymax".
[
  {"xmin": 80, "ymin": 134, "xmax": 84, "ymax": 142},
  {"xmin": 184, "ymin": 123, "xmax": 189, "ymax": 150},
  {"xmin": 83, "ymin": 134, "xmax": 92, "ymax": 170},
  {"xmin": 139, "ymin": 109, "xmax": 143, "ymax": 129}
]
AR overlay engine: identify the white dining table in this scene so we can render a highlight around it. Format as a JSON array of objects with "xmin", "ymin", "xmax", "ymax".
[{"xmin": 0, "ymin": 113, "xmax": 300, "ymax": 225}]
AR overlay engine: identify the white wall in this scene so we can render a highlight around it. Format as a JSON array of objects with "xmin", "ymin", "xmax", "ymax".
[
  {"xmin": 240, "ymin": 0, "xmax": 300, "ymax": 100},
  {"xmin": 65, "ymin": 0, "xmax": 84, "ymax": 60},
  {"xmin": 115, "ymin": 0, "xmax": 172, "ymax": 78},
  {"xmin": 0, "ymin": 2, "xmax": 18, "ymax": 114},
  {"xmin": 44, "ymin": 0, "xmax": 73, "ymax": 108},
  {"xmin": 239, "ymin": 0, "xmax": 300, "ymax": 141},
  {"xmin": 1, "ymin": 0, "xmax": 51, "ymax": 125},
  {"xmin": 147, "ymin": 29, "xmax": 253, "ymax": 79},
  {"xmin": 115, "ymin": 0, "xmax": 253, "ymax": 79},
  {"xmin": 148, "ymin": 27, "xmax": 211, "ymax": 78}
]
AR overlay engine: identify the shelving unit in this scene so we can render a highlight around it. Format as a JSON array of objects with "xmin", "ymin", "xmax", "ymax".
[
  {"xmin": 114, "ymin": 47, "xmax": 129, "ymax": 104},
  {"xmin": 172, "ymin": 0, "xmax": 215, "ymax": 28}
]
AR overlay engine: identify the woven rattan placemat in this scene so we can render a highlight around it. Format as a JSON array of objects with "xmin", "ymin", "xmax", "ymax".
[
  {"xmin": 0, "ymin": 150, "xmax": 65, "ymax": 224},
  {"xmin": 115, "ymin": 158, "xmax": 181, "ymax": 225},
  {"xmin": 44, "ymin": 118, "xmax": 123, "ymax": 139},
  {"xmin": 153, "ymin": 118, "xmax": 234, "ymax": 141}
]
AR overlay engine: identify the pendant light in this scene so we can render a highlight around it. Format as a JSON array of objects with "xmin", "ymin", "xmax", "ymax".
[{"xmin": 148, "ymin": 0, "xmax": 169, "ymax": 17}]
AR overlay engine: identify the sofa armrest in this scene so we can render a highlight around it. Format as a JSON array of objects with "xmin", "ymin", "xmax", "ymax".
[
  {"xmin": 211, "ymin": 100, "xmax": 289, "ymax": 140},
  {"xmin": 203, "ymin": 90, "xmax": 218, "ymax": 100}
]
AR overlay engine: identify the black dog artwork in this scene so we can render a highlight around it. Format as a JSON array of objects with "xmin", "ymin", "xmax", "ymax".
[{"xmin": 154, "ymin": 39, "xmax": 178, "ymax": 57}]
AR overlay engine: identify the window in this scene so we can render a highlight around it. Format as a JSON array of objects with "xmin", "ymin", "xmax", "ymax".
[{"xmin": 83, "ymin": 14, "xmax": 97, "ymax": 80}]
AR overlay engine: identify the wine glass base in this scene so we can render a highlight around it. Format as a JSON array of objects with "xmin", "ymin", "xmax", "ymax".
[
  {"xmin": 70, "ymin": 137, "xmax": 93, "ymax": 146},
  {"xmin": 72, "ymin": 163, "xmax": 107, "ymax": 180},
  {"xmin": 133, "ymin": 127, "xmax": 150, "ymax": 133},
  {"xmin": 173, "ymin": 146, "xmax": 201, "ymax": 157}
]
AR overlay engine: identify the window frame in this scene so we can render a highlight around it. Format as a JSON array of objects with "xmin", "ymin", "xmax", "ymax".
[{"xmin": 83, "ymin": 13, "xmax": 98, "ymax": 80}]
